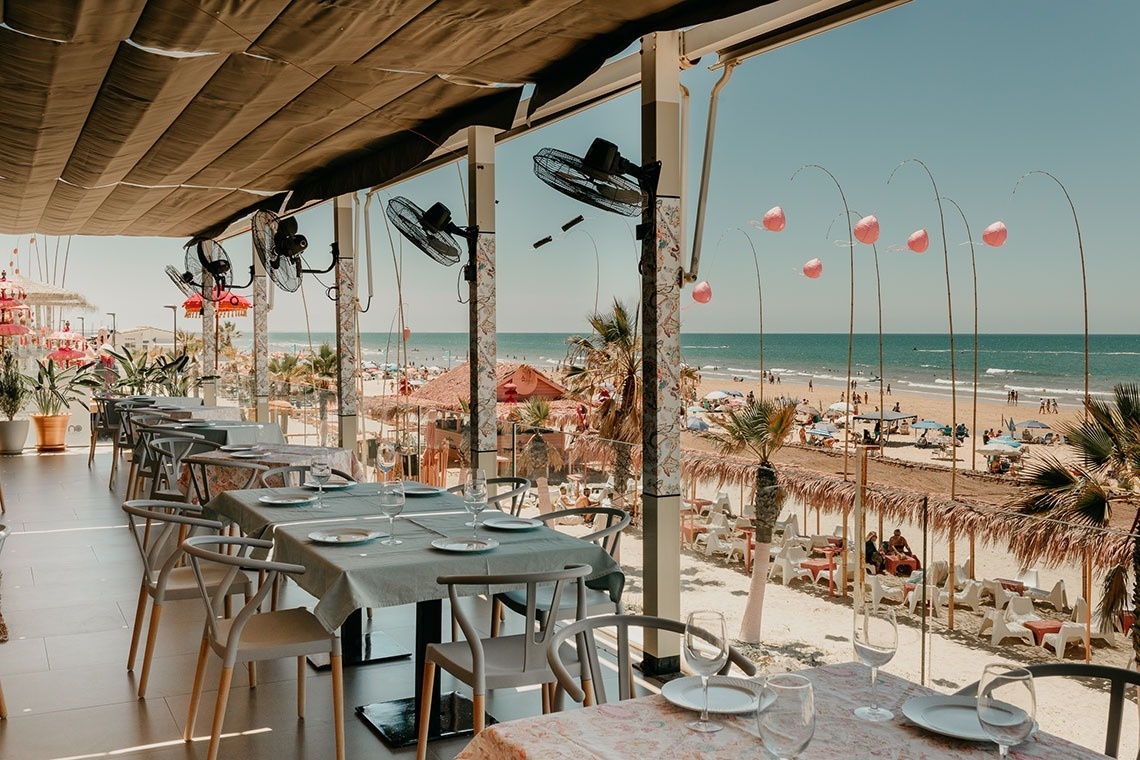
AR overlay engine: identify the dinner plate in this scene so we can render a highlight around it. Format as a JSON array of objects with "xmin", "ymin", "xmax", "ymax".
[
  {"xmin": 404, "ymin": 483, "xmax": 447, "ymax": 497},
  {"xmin": 308, "ymin": 528, "xmax": 386, "ymax": 544},
  {"xmin": 303, "ymin": 479, "xmax": 356, "ymax": 490},
  {"xmin": 431, "ymin": 537, "xmax": 499, "ymax": 553},
  {"xmin": 179, "ymin": 421, "xmax": 214, "ymax": 428},
  {"xmin": 258, "ymin": 494, "xmax": 318, "ymax": 507},
  {"xmin": 230, "ymin": 450, "xmax": 266, "ymax": 459},
  {"xmin": 661, "ymin": 676, "xmax": 771, "ymax": 715},
  {"xmin": 482, "ymin": 516, "xmax": 542, "ymax": 531},
  {"xmin": 220, "ymin": 443, "xmax": 257, "ymax": 452},
  {"xmin": 901, "ymin": 696, "xmax": 990, "ymax": 741}
]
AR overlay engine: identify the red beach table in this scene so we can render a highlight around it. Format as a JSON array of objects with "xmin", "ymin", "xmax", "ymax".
[
  {"xmin": 1025, "ymin": 619, "xmax": 1063, "ymax": 646},
  {"xmin": 801, "ymin": 557, "xmax": 838, "ymax": 596}
]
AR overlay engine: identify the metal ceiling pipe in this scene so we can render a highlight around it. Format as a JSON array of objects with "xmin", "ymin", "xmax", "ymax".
[{"xmin": 684, "ymin": 60, "xmax": 737, "ymax": 283}]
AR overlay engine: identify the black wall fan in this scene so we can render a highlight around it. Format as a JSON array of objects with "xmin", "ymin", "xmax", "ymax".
[
  {"xmin": 167, "ymin": 239, "xmax": 253, "ymax": 301},
  {"xmin": 164, "ymin": 265, "xmax": 197, "ymax": 297},
  {"xmin": 250, "ymin": 210, "xmax": 338, "ymax": 294},
  {"xmin": 386, "ymin": 197, "xmax": 478, "ymax": 282}
]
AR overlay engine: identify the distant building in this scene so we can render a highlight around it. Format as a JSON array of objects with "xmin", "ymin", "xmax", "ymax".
[{"xmin": 118, "ymin": 326, "xmax": 174, "ymax": 352}]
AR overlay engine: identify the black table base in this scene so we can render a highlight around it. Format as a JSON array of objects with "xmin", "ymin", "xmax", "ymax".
[
  {"xmin": 357, "ymin": 691, "xmax": 491, "ymax": 747},
  {"xmin": 309, "ymin": 608, "xmax": 411, "ymax": 670}
]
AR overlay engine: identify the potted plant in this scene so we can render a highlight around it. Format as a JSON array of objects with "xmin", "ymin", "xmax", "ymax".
[
  {"xmin": 0, "ymin": 351, "xmax": 29, "ymax": 454},
  {"xmin": 26, "ymin": 359, "xmax": 100, "ymax": 452}
]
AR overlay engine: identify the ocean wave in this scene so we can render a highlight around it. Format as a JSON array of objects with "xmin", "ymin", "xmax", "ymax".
[
  {"xmin": 683, "ymin": 345, "xmax": 731, "ymax": 349},
  {"xmin": 985, "ymin": 368, "xmax": 1022, "ymax": 375}
]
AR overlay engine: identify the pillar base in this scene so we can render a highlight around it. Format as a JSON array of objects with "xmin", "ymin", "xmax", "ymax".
[{"xmin": 640, "ymin": 653, "xmax": 680, "ymax": 678}]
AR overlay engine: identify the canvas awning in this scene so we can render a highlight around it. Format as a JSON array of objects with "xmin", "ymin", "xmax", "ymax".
[{"xmin": 0, "ymin": 0, "xmax": 773, "ymax": 239}]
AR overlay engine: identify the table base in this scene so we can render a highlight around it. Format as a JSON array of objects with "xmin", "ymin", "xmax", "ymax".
[
  {"xmin": 357, "ymin": 692, "xmax": 492, "ymax": 747},
  {"xmin": 308, "ymin": 630, "xmax": 410, "ymax": 670}
]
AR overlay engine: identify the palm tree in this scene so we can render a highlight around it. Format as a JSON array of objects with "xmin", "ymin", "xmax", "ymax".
[
  {"xmin": 513, "ymin": 398, "xmax": 564, "ymax": 514},
  {"xmin": 304, "ymin": 344, "xmax": 338, "ymax": 446},
  {"xmin": 218, "ymin": 321, "xmax": 241, "ymax": 357},
  {"xmin": 269, "ymin": 353, "xmax": 302, "ymax": 397},
  {"xmin": 563, "ymin": 299, "xmax": 641, "ymax": 520},
  {"xmin": 1004, "ymin": 383, "xmax": 1140, "ymax": 665},
  {"xmin": 177, "ymin": 330, "xmax": 202, "ymax": 359},
  {"xmin": 701, "ymin": 399, "xmax": 797, "ymax": 643}
]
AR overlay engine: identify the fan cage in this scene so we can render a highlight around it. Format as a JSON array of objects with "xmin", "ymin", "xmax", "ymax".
[
  {"xmin": 386, "ymin": 197, "xmax": 462, "ymax": 266},
  {"xmin": 533, "ymin": 147, "xmax": 643, "ymax": 217}
]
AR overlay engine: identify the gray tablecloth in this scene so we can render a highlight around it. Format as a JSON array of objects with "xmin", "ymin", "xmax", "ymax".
[
  {"xmin": 169, "ymin": 420, "xmax": 284, "ymax": 446},
  {"xmin": 208, "ymin": 483, "xmax": 622, "ymax": 631}
]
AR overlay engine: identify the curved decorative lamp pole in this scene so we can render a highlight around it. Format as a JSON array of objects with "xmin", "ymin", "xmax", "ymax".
[
  {"xmin": 1013, "ymin": 171, "xmax": 1087, "ymax": 417},
  {"xmin": 532, "ymin": 215, "xmax": 601, "ymax": 314},
  {"xmin": 726, "ymin": 205, "xmax": 785, "ymax": 403},
  {"xmin": 937, "ymin": 198, "xmax": 978, "ymax": 473},
  {"xmin": 792, "ymin": 165, "xmax": 856, "ymax": 480}
]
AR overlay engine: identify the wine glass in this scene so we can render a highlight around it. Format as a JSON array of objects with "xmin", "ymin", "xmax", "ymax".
[
  {"xmin": 683, "ymin": 610, "xmax": 729, "ymax": 733},
  {"xmin": 377, "ymin": 441, "xmax": 397, "ymax": 481},
  {"xmin": 977, "ymin": 663, "xmax": 1036, "ymax": 757},
  {"xmin": 852, "ymin": 606, "xmax": 898, "ymax": 721},
  {"xmin": 309, "ymin": 451, "xmax": 332, "ymax": 509},
  {"xmin": 377, "ymin": 480, "xmax": 405, "ymax": 546},
  {"xmin": 757, "ymin": 673, "xmax": 815, "ymax": 759},
  {"xmin": 463, "ymin": 468, "xmax": 487, "ymax": 533}
]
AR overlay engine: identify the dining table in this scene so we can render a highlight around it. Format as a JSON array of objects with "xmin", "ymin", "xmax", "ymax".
[
  {"xmin": 455, "ymin": 661, "xmax": 1104, "ymax": 759},
  {"xmin": 206, "ymin": 482, "xmax": 623, "ymax": 749},
  {"xmin": 166, "ymin": 419, "xmax": 284, "ymax": 447},
  {"xmin": 184, "ymin": 442, "xmax": 363, "ymax": 498}
]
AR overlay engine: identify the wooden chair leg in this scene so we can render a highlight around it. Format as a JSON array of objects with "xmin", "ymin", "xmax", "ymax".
[
  {"xmin": 88, "ymin": 430, "xmax": 97, "ymax": 467},
  {"xmin": 472, "ymin": 693, "xmax": 485, "ymax": 733},
  {"xmin": 415, "ymin": 662, "xmax": 436, "ymax": 760},
  {"xmin": 541, "ymin": 682, "xmax": 550, "ymax": 714},
  {"xmin": 0, "ymin": 678, "xmax": 6, "ymax": 719},
  {"xmin": 248, "ymin": 661, "xmax": 257, "ymax": 688},
  {"xmin": 206, "ymin": 666, "xmax": 234, "ymax": 760},
  {"xmin": 331, "ymin": 654, "xmax": 345, "ymax": 760},
  {"xmin": 490, "ymin": 598, "xmax": 503, "ymax": 637},
  {"xmin": 296, "ymin": 656, "xmax": 306, "ymax": 718},
  {"xmin": 137, "ymin": 602, "xmax": 163, "ymax": 697},
  {"xmin": 184, "ymin": 637, "xmax": 210, "ymax": 741},
  {"xmin": 126, "ymin": 586, "xmax": 148, "ymax": 671}
]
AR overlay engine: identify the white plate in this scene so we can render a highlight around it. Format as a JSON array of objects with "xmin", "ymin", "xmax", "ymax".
[
  {"xmin": 308, "ymin": 528, "xmax": 386, "ymax": 544},
  {"xmin": 431, "ymin": 537, "xmax": 499, "ymax": 553},
  {"xmin": 230, "ymin": 450, "xmax": 266, "ymax": 459},
  {"xmin": 901, "ymin": 696, "xmax": 990, "ymax": 741},
  {"xmin": 482, "ymin": 516, "xmax": 542, "ymax": 531},
  {"xmin": 303, "ymin": 479, "xmax": 356, "ymax": 490},
  {"xmin": 258, "ymin": 494, "xmax": 317, "ymax": 507},
  {"xmin": 405, "ymin": 483, "xmax": 447, "ymax": 497},
  {"xmin": 220, "ymin": 444, "xmax": 257, "ymax": 452},
  {"xmin": 180, "ymin": 421, "xmax": 214, "ymax": 428},
  {"xmin": 661, "ymin": 676, "xmax": 771, "ymax": 715}
]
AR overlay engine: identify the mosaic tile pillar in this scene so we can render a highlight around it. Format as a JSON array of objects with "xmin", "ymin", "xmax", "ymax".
[
  {"xmin": 334, "ymin": 194, "xmax": 359, "ymax": 450},
  {"xmin": 640, "ymin": 30, "xmax": 683, "ymax": 674},
  {"xmin": 252, "ymin": 233, "xmax": 269, "ymax": 423},
  {"xmin": 468, "ymin": 126, "xmax": 498, "ymax": 478},
  {"xmin": 201, "ymin": 269, "xmax": 217, "ymax": 406}
]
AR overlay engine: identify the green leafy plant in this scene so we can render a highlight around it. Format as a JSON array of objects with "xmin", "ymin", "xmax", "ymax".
[
  {"xmin": 0, "ymin": 351, "xmax": 28, "ymax": 421},
  {"xmin": 26, "ymin": 359, "xmax": 100, "ymax": 417},
  {"xmin": 153, "ymin": 352, "xmax": 195, "ymax": 396},
  {"xmin": 107, "ymin": 346, "xmax": 158, "ymax": 395}
]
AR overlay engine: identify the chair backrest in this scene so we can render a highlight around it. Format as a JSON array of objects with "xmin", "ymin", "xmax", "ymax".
[
  {"xmin": 1006, "ymin": 595, "xmax": 1035, "ymax": 620},
  {"xmin": 534, "ymin": 507, "xmax": 631, "ymax": 558},
  {"xmin": 956, "ymin": 662, "xmax": 1140, "ymax": 758},
  {"xmin": 260, "ymin": 464, "xmax": 354, "ymax": 489},
  {"xmin": 1070, "ymin": 596, "xmax": 1088, "ymax": 623},
  {"xmin": 785, "ymin": 544, "xmax": 808, "ymax": 563},
  {"xmin": 548, "ymin": 613, "xmax": 757, "ymax": 705},
  {"xmin": 181, "ymin": 534, "xmax": 310, "ymax": 666},
  {"xmin": 0, "ymin": 523, "xmax": 10, "ymax": 556},
  {"xmin": 187, "ymin": 458, "xmax": 268, "ymax": 504},
  {"xmin": 444, "ymin": 564, "xmax": 591, "ymax": 685},
  {"xmin": 1016, "ymin": 568, "xmax": 1040, "ymax": 589},
  {"xmin": 486, "ymin": 477, "xmax": 531, "ymax": 516},
  {"xmin": 122, "ymin": 500, "xmax": 223, "ymax": 588}
]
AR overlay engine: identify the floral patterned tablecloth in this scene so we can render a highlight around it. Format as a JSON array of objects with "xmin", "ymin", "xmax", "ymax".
[
  {"xmin": 183, "ymin": 443, "xmax": 364, "ymax": 496},
  {"xmin": 456, "ymin": 662, "xmax": 1104, "ymax": 759}
]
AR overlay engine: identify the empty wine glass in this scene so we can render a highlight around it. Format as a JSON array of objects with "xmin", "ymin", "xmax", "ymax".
[
  {"xmin": 853, "ymin": 606, "xmax": 898, "ymax": 721},
  {"xmin": 309, "ymin": 451, "xmax": 332, "ymax": 509},
  {"xmin": 377, "ymin": 480, "xmax": 405, "ymax": 546},
  {"xmin": 377, "ymin": 441, "xmax": 397, "ymax": 481},
  {"xmin": 977, "ymin": 663, "xmax": 1035, "ymax": 757},
  {"xmin": 463, "ymin": 468, "xmax": 487, "ymax": 534},
  {"xmin": 757, "ymin": 673, "xmax": 815, "ymax": 759},
  {"xmin": 683, "ymin": 610, "xmax": 729, "ymax": 733}
]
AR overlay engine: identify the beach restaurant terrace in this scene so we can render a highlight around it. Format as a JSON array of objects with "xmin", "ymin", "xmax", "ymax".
[{"xmin": 0, "ymin": 2, "xmax": 1128, "ymax": 759}]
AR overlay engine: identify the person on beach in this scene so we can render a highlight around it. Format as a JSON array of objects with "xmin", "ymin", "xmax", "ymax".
[
  {"xmin": 886, "ymin": 383, "xmax": 891, "ymax": 395},
  {"xmin": 888, "ymin": 529, "xmax": 913, "ymax": 556},
  {"xmin": 808, "ymin": 379, "xmax": 813, "ymax": 391},
  {"xmin": 557, "ymin": 486, "xmax": 575, "ymax": 509},
  {"xmin": 866, "ymin": 532, "xmax": 885, "ymax": 574}
]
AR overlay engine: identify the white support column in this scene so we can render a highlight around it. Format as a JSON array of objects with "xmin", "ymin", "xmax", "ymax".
[
  {"xmin": 201, "ymin": 271, "xmax": 217, "ymax": 406},
  {"xmin": 640, "ymin": 30, "xmax": 684, "ymax": 675},
  {"xmin": 252, "ymin": 235, "xmax": 269, "ymax": 423},
  {"xmin": 335, "ymin": 194, "xmax": 359, "ymax": 450},
  {"xmin": 468, "ymin": 126, "xmax": 498, "ymax": 478}
]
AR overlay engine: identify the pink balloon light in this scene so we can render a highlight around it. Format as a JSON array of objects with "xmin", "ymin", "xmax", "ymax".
[
  {"xmin": 854, "ymin": 215, "xmax": 880, "ymax": 244},
  {"xmin": 692, "ymin": 281, "xmax": 712, "ymax": 303},
  {"xmin": 762, "ymin": 206, "xmax": 786, "ymax": 232},
  {"xmin": 982, "ymin": 221, "xmax": 1008, "ymax": 247},
  {"xmin": 907, "ymin": 229, "xmax": 929, "ymax": 253},
  {"xmin": 802, "ymin": 258, "xmax": 823, "ymax": 279}
]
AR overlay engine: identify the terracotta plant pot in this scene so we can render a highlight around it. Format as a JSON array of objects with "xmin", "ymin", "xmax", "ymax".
[
  {"xmin": 31, "ymin": 413, "xmax": 70, "ymax": 452},
  {"xmin": 0, "ymin": 419, "xmax": 28, "ymax": 455}
]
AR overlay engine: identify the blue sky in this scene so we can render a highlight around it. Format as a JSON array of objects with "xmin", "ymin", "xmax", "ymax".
[{"xmin": 6, "ymin": 0, "xmax": 1137, "ymax": 337}]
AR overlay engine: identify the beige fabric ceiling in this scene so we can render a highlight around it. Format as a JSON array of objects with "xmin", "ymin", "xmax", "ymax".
[{"xmin": 0, "ymin": 0, "xmax": 773, "ymax": 239}]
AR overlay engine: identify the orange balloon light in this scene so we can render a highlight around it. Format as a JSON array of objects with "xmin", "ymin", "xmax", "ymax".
[
  {"xmin": 692, "ymin": 281, "xmax": 713, "ymax": 303},
  {"xmin": 907, "ymin": 229, "xmax": 929, "ymax": 253},
  {"xmin": 402, "ymin": 327, "xmax": 412, "ymax": 341},
  {"xmin": 803, "ymin": 258, "xmax": 823, "ymax": 279},
  {"xmin": 982, "ymin": 221, "xmax": 1008, "ymax": 247},
  {"xmin": 762, "ymin": 206, "xmax": 786, "ymax": 232},
  {"xmin": 854, "ymin": 215, "xmax": 880, "ymax": 244}
]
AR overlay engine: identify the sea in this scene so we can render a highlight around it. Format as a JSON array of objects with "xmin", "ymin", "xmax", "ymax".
[{"xmin": 262, "ymin": 332, "xmax": 1140, "ymax": 408}]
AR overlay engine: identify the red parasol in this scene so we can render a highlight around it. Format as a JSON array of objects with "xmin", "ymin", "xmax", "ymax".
[
  {"xmin": 0, "ymin": 323, "xmax": 30, "ymax": 337},
  {"xmin": 47, "ymin": 346, "xmax": 87, "ymax": 366},
  {"xmin": 182, "ymin": 290, "xmax": 251, "ymax": 318}
]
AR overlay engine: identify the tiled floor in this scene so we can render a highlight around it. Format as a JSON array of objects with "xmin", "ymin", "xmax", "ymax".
[{"xmin": 0, "ymin": 447, "xmax": 562, "ymax": 760}]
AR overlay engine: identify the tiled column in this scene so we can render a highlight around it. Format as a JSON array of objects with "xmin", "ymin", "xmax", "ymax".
[
  {"xmin": 252, "ymin": 232, "xmax": 269, "ymax": 423},
  {"xmin": 201, "ymin": 269, "xmax": 217, "ymax": 406},
  {"xmin": 468, "ymin": 126, "xmax": 498, "ymax": 478},
  {"xmin": 335, "ymin": 194, "xmax": 359, "ymax": 450}
]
